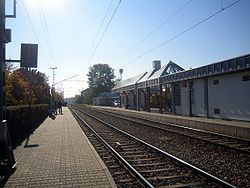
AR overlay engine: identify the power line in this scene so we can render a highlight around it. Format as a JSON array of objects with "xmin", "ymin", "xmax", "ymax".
[
  {"xmin": 38, "ymin": 0, "xmax": 56, "ymax": 63},
  {"xmin": 90, "ymin": 0, "xmax": 121, "ymax": 59},
  {"xmin": 52, "ymin": 74, "xmax": 78, "ymax": 87},
  {"xmin": 91, "ymin": 0, "xmax": 114, "ymax": 49},
  {"xmin": 79, "ymin": 0, "xmax": 122, "ymax": 76},
  {"xmin": 37, "ymin": 1, "xmax": 53, "ymax": 61},
  {"xmin": 21, "ymin": 0, "xmax": 51, "ymax": 67},
  {"xmin": 123, "ymin": 0, "xmax": 242, "ymax": 68},
  {"xmin": 117, "ymin": 0, "xmax": 193, "ymax": 62},
  {"xmin": 78, "ymin": 0, "xmax": 114, "ymax": 76}
]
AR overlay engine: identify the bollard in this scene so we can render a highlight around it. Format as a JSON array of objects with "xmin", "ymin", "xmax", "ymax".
[
  {"xmin": 0, "ymin": 120, "xmax": 7, "ymax": 141},
  {"xmin": 0, "ymin": 120, "xmax": 16, "ymax": 169}
]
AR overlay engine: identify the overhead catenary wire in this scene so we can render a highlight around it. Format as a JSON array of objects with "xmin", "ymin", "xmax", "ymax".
[
  {"xmin": 90, "ymin": 0, "xmax": 122, "ymax": 59},
  {"xmin": 52, "ymin": 74, "xmax": 78, "ymax": 87},
  {"xmin": 77, "ymin": 0, "xmax": 115, "ymax": 76},
  {"xmin": 38, "ymin": 0, "xmax": 56, "ymax": 63},
  {"xmin": 79, "ymin": 0, "xmax": 122, "ymax": 78},
  {"xmin": 123, "ymin": 0, "xmax": 242, "ymax": 68},
  {"xmin": 91, "ymin": 0, "xmax": 114, "ymax": 49},
  {"xmin": 21, "ymin": 0, "xmax": 52, "ymax": 67},
  {"xmin": 117, "ymin": 0, "xmax": 193, "ymax": 62},
  {"xmin": 37, "ymin": 0, "xmax": 55, "ymax": 62}
]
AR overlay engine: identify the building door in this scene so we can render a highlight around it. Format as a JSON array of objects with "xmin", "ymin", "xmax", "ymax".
[
  {"xmin": 173, "ymin": 83, "xmax": 181, "ymax": 114},
  {"xmin": 189, "ymin": 89, "xmax": 195, "ymax": 116},
  {"xmin": 189, "ymin": 81, "xmax": 195, "ymax": 116}
]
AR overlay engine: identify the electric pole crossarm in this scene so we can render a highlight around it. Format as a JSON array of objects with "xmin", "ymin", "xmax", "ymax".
[
  {"xmin": 50, "ymin": 67, "xmax": 57, "ymax": 86},
  {"xmin": 5, "ymin": 59, "xmax": 20, "ymax": 63}
]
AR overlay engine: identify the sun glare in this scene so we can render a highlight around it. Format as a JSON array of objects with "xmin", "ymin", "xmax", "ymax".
[{"xmin": 27, "ymin": 0, "xmax": 62, "ymax": 9}]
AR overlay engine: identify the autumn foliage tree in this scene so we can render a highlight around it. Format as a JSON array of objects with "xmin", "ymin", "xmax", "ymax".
[{"xmin": 6, "ymin": 67, "xmax": 50, "ymax": 106}]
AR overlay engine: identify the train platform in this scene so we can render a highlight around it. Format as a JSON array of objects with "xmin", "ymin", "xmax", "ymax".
[
  {"xmin": 3, "ymin": 107, "xmax": 116, "ymax": 188},
  {"xmin": 94, "ymin": 106, "xmax": 250, "ymax": 140}
]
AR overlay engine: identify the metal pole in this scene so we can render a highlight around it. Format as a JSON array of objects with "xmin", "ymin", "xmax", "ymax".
[
  {"xmin": 50, "ymin": 67, "xmax": 57, "ymax": 85},
  {"xmin": 137, "ymin": 88, "xmax": 140, "ymax": 111},
  {"xmin": 49, "ymin": 67, "xmax": 57, "ymax": 115},
  {"xmin": 0, "ymin": 0, "xmax": 6, "ymax": 123},
  {"xmin": 50, "ymin": 87, "xmax": 53, "ymax": 114},
  {"xmin": 171, "ymin": 83, "xmax": 175, "ymax": 114},
  {"xmin": 159, "ymin": 83, "xmax": 163, "ymax": 114},
  {"xmin": 146, "ymin": 87, "xmax": 151, "ymax": 112},
  {"xmin": 0, "ymin": 0, "xmax": 16, "ymax": 170},
  {"xmin": 28, "ymin": 68, "xmax": 32, "ymax": 107}
]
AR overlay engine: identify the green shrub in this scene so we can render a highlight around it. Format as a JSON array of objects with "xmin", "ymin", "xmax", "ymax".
[{"xmin": 6, "ymin": 104, "xmax": 48, "ymax": 146}]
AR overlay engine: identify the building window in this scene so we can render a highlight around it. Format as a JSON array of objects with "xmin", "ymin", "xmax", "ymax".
[
  {"xmin": 173, "ymin": 84, "xmax": 181, "ymax": 106},
  {"xmin": 213, "ymin": 80, "xmax": 219, "ymax": 85},
  {"xmin": 242, "ymin": 75, "xmax": 250, "ymax": 82},
  {"xmin": 182, "ymin": 81, "xmax": 187, "ymax": 87},
  {"xmin": 189, "ymin": 81, "xmax": 194, "ymax": 89},
  {"xmin": 214, "ymin": 108, "xmax": 220, "ymax": 114}
]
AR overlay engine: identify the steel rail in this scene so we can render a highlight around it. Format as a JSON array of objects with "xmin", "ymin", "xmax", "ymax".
[
  {"xmin": 72, "ymin": 105, "xmax": 236, "ymax": 188},
  {"xmin": 69, "ymin": 106, "xmax": 154, "ymax": 188},
  {"xmin": 94, "ymin": 108, "xmax": 250, "ymax": 153},
  {"xmin": 96, "ymin": 107, "xmax": 250, "ymax": 142}
]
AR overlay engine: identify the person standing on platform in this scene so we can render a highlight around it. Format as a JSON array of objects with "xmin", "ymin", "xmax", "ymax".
[
  {"xmin": 54, "ymin": 101, "xmax": 58, "ymax": 115},
  {"xmin": 58, "ymin": 100, "xmax": 62, "ymax": 114}
]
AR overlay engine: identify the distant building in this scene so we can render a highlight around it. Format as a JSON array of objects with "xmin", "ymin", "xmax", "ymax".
[{"xmin": 93, "ymin": 92, "xmax": 119, "ymax": 106}]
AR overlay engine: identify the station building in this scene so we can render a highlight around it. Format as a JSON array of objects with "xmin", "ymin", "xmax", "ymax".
[{"xmin": 113, "ymin": 54, "xmax": 250, "ymax": 121}]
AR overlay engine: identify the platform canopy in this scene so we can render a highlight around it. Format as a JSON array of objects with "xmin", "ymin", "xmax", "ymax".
[
  {"xmin": 137, "ymin": 68, "xmax": 159, "ymax": 88},
  {"xmin": 113, "ymin": 61, "xmax": 185, "ymax": 92},
  {"xmin": 113, "ymin": 72, "xmax": 147, "ymax": 92},
  {"xmin": 150, "ymin": 61, "xmax": 184, "ymax": 80},
  {"xmin": 138, "ymin": 61, "xmax": 185, "ymax": 88}
]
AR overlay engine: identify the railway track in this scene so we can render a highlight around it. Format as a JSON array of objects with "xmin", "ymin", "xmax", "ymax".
[
  {"xmin": 70, "ymin": 105, "xmax": 235, "ymax": 188},
  {"xmin": 92, "ymin": 107, "xmax": 250, "ymax": 154}
]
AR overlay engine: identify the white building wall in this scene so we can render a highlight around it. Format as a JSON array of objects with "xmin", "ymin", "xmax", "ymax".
[
  {"xmin": 181, "ymin": 82, "xmax": 189, "ymax": 116},
  {"xmin": 193, "ymin": 79, "xmax": 206, "ymax": 117},
  {"xmin": 208, "ymin": 71, "xmax": 250, "ymax": 121},
  {"xmin": 175, "ymin": 106, "xmax": 182, "ymax": 114}
]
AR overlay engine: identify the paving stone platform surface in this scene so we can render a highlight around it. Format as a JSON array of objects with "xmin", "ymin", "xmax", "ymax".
[{"xmin": 4, "ymin": 107, "xmax": 116, "ymax": 188}]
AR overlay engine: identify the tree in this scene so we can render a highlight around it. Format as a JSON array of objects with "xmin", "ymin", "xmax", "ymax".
[
  {"xmin": 51, "ymin": 87, "xmax": 63, "ymax": 103},
  {"xmin": 6, "ymin": 69, "xmax": 29, "ymax": 105},
  {"xmin": 75, "ymin": 95, "xmax": 82, "ymax": 104},
  {"xmin": 6, "ymin": 67, "xmax": 51, "ymax": 106},
  {"xmin": 81, "ymin": 88, "xmax": 92, "ymax": 104},
  {"xmin": 28, "ymin": 70, "xmax": 50, "ymax": 104},
  {"xmin": 87, "ymin": 64, "xmax": 115, "ymax": 99}
]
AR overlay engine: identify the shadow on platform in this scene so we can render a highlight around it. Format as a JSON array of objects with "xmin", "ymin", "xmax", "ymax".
[
  {"xmin": 23, "ymin": 135, "xmax": 39, "ymax": 148},
  {"xmin": 11, "ymin": 116, "xmax": 47, "ymax": 150}
]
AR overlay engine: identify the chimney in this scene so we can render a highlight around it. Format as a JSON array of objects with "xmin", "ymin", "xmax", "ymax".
[
  {"xmin": 119, "ymin": 69, "xmax": 123, "ymax": 79},
  {"xmin": 152, "ymin": 60, "xmax": 161, "ymax": 70}
]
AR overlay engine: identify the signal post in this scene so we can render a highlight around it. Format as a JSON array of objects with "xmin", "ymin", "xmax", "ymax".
[{"xmin": 0, "ymin": 0, "xmax": 17, "ymax": 171}]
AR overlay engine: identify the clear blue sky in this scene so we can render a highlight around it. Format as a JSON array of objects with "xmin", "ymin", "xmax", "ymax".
[{"xmin": 5, "ymin": 0, "xmax": 250, "ymax": 98}]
